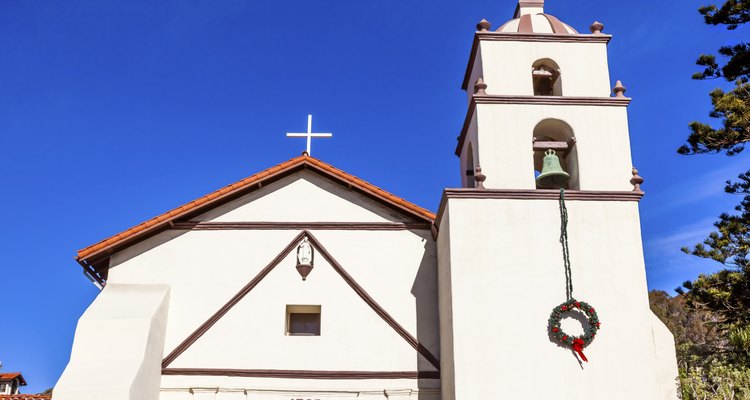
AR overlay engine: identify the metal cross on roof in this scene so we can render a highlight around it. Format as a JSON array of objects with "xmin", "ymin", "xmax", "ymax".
[{"xmin": 286, "ymin": 115, "xmax": 332, "ymax": 156}]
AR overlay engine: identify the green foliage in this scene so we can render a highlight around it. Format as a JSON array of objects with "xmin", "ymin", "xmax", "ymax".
[
  {"xmin": 679, "ymin": 81, "xmax": 750, "ymax": 156},
  {"xmin": 699, "ymin": 0, "xmax": 750, "ymax": 29},
  {"xmin": 679, "ymin": 0, "xmax": 750, "ymax": 156},
  {"xmin": 670, "ymin": 2, "xmax": 750, "ymax": 397},
  {"xmin": 679, "ymin": 362, "xmax": 750, "ymax": 399},
  {"xmin": 649, "ymin": 290, "xmax": 724, "ymax": 366},
  {"xmin": 728, "ymin": 325, "xmax": 750, "ymax": 358},
  {"xmin": 649, "ymin": 292, "xmax": 750, "ymax": 398},
  {"xmin": 693, "ymin": 44, "xmax": 750, "ymax": 81},
  {"xmin": 679, "ymin": 172, "xmax": 750, "ymax": 338}
]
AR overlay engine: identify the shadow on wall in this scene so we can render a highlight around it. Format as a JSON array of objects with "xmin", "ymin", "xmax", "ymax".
[{"xmin": 411, "ymin": 231, "xmax": 442, "ymax": 399}]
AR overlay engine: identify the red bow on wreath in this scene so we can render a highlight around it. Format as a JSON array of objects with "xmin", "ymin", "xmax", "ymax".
[{"xmin": 572, "ymin": 338, "xmax": 588, "ymax": 362}]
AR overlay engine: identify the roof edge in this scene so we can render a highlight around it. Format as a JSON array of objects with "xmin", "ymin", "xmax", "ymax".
[{"xmin": 76, "ymin": 155, "xmax": 435, "ymax": 267}]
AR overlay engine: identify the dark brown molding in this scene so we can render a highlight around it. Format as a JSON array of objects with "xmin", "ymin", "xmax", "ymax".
[
  {"xmin": 462, "ymin": 32, "xmax": 612, "ymax": 90},
  {"xmin": 162, "ymin": 368, "xmax": 440, "ymax": 380},
  {"xmin": 478, "ymin": 32, "xmax": 611, "ymax": 43},
  {"xmin": 161, "ymin": 230, "xmax": 441, "ymax": 371},
  {"xmin": 161, "ymin": 231, "xmax": 307, "ymax": 368},
  {"xmin": 434, "ymin": 188, "xmax": 644, "ymax": 231},
  {"xmin": 443, "ymin": 188, "xmax": 644, "ymax": 201},
  {"xmin": 172, "ymin": 221, "xmax": 432, "ymax": 231},
  {"xmin": 455, "ymin": 95, "xmax": 630, "ymax": 156},
  {"xmin": 474, "ymin": 95, "xmax": 630, "ymax": 107}
]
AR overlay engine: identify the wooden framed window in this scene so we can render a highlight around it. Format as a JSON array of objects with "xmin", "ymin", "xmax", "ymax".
[{"xmin": 286, "ymin": 305, "xmax": 321, "ymax": 336}]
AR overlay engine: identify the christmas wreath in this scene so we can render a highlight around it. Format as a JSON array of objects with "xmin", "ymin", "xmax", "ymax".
[{"xmin": 548, "ymin": 298, "xmax": 600, "ymax": 362}]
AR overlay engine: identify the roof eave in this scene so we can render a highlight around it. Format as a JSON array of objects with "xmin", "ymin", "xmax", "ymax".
[{"xmin": 76, "ymin": 156, "xmax": 435, "ymax": 269}]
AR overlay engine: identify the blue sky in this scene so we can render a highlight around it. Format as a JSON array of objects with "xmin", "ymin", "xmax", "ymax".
[{"xmin": 0, "ymin": 0, "xmax": 747, "ymax": 393}]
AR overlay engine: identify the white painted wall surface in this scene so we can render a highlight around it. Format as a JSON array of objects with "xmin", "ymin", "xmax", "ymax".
[
  {"xmin": 438, "ymin": 198, "xmax": 678, "ymax": 400},
  {"xmin": 436, "ymin": 212, "xmax": 455, "ymax": 400},
  {"xmin": 194, "ymin": 171, "xmax": 412, "ymax": 223},
  {"xmin": 54, "ymin": 284, "xmax": 170, "ymax": 400},
  {"xmin": 479, "ymin": 40, "xmax": 611, "ymax": 97},
  {"xmin": 459, "ymin": 113, "xmax": 478, "ymax": 188},
  {"xmin": 465, "ymin": 47, "xmax": 483, "ymax": 103},
  {"xmin": 473, "ymin": 103, "xmax": 634, "ymax": 191},
  {"xmin": 94, "ymin": 172, "xmax": 440, "ymax": 398}
]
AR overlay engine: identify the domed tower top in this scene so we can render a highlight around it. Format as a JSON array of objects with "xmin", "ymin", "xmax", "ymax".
[{"xmin": 499, "ymin": 0, "xmax": 579, "ymax": 34}]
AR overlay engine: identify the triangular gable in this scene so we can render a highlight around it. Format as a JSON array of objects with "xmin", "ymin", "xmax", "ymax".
[
  {"xmin": 161, "ymin": 230, "xmax": 440, "ymax": 377},
  {"xmin": 76, "ymin": 155, "xmax": 435, "ymax": 285}
]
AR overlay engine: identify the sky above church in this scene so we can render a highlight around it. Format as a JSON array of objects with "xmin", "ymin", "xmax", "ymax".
[{"xmin": 0, "ymin": 0, "xmax": 748, "ymax": 393}]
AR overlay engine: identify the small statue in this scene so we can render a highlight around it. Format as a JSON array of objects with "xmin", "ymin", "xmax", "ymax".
[
  {"xmin": 297, "ymin": 237, "xmax": 313, "ymax": 266},
  {"xmin": 296, "ymin": 237, "xmax": 314, "ymax": 281}
]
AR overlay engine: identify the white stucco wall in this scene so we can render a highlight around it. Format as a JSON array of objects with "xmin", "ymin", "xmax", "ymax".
[
  {"xmin": 465, "ymin": 46, "xmax": 483, "ymax": 103},
  {"xmin": 54, "ymin": 284, "xmax": 171, "ymax": 400},
  {"xmin": 94, "ymin": 171, "xmax": 440, "ymax": 399},
  {"xmin": 436, "ymin": 212, "xmax": 455, "ymax": 400},
  {"xmin": 474, "ymin": 103, "xmax": 634, "ymax": 191},
  {"xmin": 193, "ymin": 171, "xmax": 413, "ymax": 223},
  {"xmin": 459, "ymin": 113, "xmax": 478, "ymax": 189},
  {"xmin": 479, "ymin": 40, "xmax": 611, "ymax": 97},
  {"xmin": 438, "ymin": 198, "xmax": 678, "ymax": 400}
]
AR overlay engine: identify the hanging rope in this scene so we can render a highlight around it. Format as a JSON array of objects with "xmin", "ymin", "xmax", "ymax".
[{"xmin": 559, "ymin": 188, "xmax": 573, "ymax": 301}]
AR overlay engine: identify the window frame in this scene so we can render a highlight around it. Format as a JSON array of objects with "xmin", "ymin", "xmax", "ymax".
[{"xmin": 285, "ymin": 305, "xmax": 322, "ymax": 336}]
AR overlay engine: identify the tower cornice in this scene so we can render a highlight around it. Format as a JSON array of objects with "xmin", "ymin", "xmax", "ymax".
[
  {"xmin": 455, "ymin": 95, "xmax": 631, "ymax": 156},
  {"xmin": 433, "ymin": 188, "xmax": 644, "ymax": 236}
]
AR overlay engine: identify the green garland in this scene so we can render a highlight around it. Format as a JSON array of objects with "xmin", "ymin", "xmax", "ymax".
[
  {"xmin": 548, "ymin": 189, "xmax": 601, "ymax": 362},
  {"xmin": 548, "ymin": 298, "xmax": 600, "ymax": 348}
]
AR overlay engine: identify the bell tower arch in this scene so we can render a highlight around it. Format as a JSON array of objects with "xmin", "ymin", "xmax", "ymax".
[{"xmin": 437, "ymin": 1, "xmax": 679, "ymax": 399}]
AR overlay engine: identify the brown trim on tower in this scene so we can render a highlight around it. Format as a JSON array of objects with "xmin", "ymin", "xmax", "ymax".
[
  {"xmin": 518, "ymin": 14, "xmax": 533, "ymax": 33},
  {"xmin": 171, "ymin": 221, "xmax": 432, "ymax": 231},
  {"xmin": 473, "ymin": 95, "xmax": 631, "ymax": 107},
  {"xmin": 434, "ymin": 188, "xmax": 644, "ymax": 232},
  {"xmin": 455, "ymin": 95, "xmax": 630, "ymax": 156},
  {"xmin": 162, "ymin": 368, "xmax": 440, "ymax": 380},
  {"xmin": 161, "ymin": 230, "xmax": 441, "ymax": 371},
  {"xmin": 461, "ymin": 32, "xmax": 612, "ymax": 90},
  {"xmin": 518, "ymin": 0, "xmax": 544, "ymax": 8},
  {"xmin": 541, "ymin": 14, "xmax": 570, "ymax": 34}
]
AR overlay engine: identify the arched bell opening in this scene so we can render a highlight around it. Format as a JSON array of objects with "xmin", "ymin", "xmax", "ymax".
[
  {"xmin": 532, "ymin": 119, "xmax": 579, "ymax": 189},
  {"xmin": 532, "ymin": 59, "xmax": 562, "ymax": 96},
  {"xmin": 464, "ymin": 142, "xmax": 476, "ymax": 188}
]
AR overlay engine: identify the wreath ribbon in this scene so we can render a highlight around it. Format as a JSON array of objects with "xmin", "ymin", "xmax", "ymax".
[{"xmin": 572, "ymin": 338, "xmax": 588, "ymax": 362}]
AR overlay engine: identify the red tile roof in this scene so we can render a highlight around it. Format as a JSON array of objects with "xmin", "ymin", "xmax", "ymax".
[
  {"xmin": 0, "ymin": 395, "xmax": 51, "ymax": 400},
  {"xmin": 0, "ymin": 374, "xmax": 25, "ymax": 386},
  {"xmin": 76, "ymin": 155, "xmax": 435, "ymax": 281}
]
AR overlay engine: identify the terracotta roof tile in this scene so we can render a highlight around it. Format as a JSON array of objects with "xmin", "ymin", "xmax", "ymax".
[
  {"xmin": 76, "ymin": 155, "xmax": 434, "ymax": 265},
  {"xmin": 0, "ymin": 373, "xmax": 24, "ymax": 384},
  {"xmin": 0, "ymin": 395, "xmax": 52, "ymax": 400}
]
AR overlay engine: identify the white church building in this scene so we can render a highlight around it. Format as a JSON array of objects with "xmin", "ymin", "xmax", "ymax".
[{"xmin": 54, "ymin": 1, "xmax": 679, "ymax": 399}]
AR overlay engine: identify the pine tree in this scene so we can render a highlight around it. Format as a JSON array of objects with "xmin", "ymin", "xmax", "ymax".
[{"xmin": 678, "ymin": 0, "xmax": 750, "ymax": 359}]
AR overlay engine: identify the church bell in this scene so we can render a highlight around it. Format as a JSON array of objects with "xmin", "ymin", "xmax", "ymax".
[{"xmin": 536, "ymin": 149, "xmax": 570, "ymax": 189}]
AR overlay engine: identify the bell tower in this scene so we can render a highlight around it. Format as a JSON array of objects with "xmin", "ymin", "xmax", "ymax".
[
  {"xmin": 457, "ymin": 0, "xmax": 632, "ymax": 191},
  {"xmin": 435, "ymin": 1, "xmax": 678, "ymax": 399}
]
